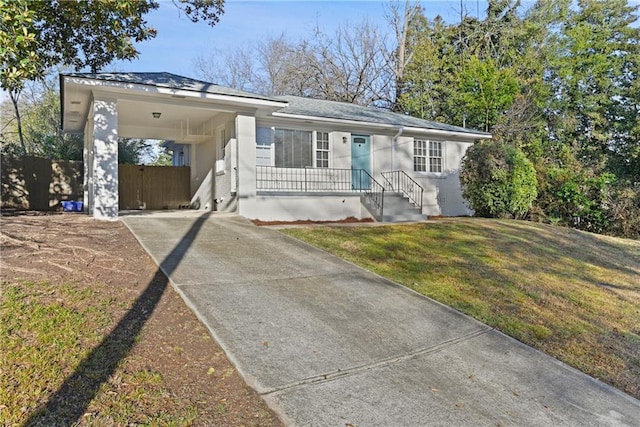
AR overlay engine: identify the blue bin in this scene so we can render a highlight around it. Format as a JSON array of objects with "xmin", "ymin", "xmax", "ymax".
[{"xmin": 62, "ymin": 201, "xmax": 83, "ymax": 212}]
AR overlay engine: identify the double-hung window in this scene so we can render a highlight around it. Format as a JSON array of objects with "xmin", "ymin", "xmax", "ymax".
[
  {"xmin": 414, "ymin": 139, "xmax": 443, "ymax": 173},
  {"xmin": 316, "ymin": 131, "xmax": 329, "ymax": 168}
]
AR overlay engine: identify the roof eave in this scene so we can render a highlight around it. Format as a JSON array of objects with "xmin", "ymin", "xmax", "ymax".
[
  {"xmin": 271, "ymin": 112, "xmax": 492, "ymax": 140},
  {"xmin": 401, "ymin": 126, "xmax": 492, "ymax": 140},
  {"xmin": 61, "ymin": 74, "xmax": 288, "ymax": 109}
]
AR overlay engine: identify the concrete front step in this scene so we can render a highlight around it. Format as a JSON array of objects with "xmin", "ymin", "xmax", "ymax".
[
  {"xmin": 384, "ymin": 204, "xmax": 422, "ymax": 215},
  {"xmin": 382, "ymin": 213, "xmax": 428, "ymax": 222},
  {"xmin": 361, "ymin": 193, "xmax": 428, "ymax": 222}
]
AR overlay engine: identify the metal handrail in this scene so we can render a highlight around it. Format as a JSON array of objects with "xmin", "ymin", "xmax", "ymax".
[
  {"xmin": 381, "ymin": 170, "xmax": 424, "ymax": 209},
  {"xmin": 357, "ymin": 169, "xmax": 385, "ymax": 218}
]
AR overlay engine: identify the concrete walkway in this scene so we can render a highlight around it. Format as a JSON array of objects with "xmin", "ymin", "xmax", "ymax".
[{"xmin": 121, "ymin": 212, "xmax": 640, "ymax": 426}]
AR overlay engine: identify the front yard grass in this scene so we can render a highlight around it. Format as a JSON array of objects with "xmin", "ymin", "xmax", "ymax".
[{"xmin": 281, "ymin": 218, "xmax": 640, "ymax": 399}]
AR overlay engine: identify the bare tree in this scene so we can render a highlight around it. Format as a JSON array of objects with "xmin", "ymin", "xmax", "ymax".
[
  {"xmin": 385, "ymin": 0, "xmax": 422, "ymax": 109},
  {"xmin": 193, "ymin": 21, "xmax": 392, "ymax": 107},
  {"xmin": 194, "ymin": 45, "xmax": 256, "ymax": 92},
  {"xmin": 308, "ymin": 21, "xmax": 393, "ymax": 106}
]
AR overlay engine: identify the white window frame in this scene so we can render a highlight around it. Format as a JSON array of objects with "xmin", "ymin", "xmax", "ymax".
[
  {"xmin": 413, "ymin": 139, "xmax": 428, "ymax": 172},
  {"xmin": 314, "ymin": 131, "xmax": 330, "ymax": 168},
  {"xmin": 414, "ymin": 139, "xmax": 444, "ymax": 173}
]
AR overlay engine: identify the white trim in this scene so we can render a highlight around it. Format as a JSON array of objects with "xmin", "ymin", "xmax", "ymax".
[
  {"xmin": 402, "ymin": 126, "xmax": 489, "ymax": 140},
  {"xmin": 63, "ymin": 76, "xmax": 288, "ymax": 108},
  {"xmin": 314, "ymin": 130, "xmax": 331, "ymax": 168},
  {"xmin": 413, "ymin": 138, "xmax": 446, "ymax": 175}
]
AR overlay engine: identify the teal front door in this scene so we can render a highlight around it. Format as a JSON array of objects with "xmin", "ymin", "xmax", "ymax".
[{"xmin": 351, "ymin": 135, "xmax": 371, "ymax": 190}]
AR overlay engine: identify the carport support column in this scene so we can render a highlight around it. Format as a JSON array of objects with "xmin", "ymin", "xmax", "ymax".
[
  {"xmin": 91, "ymin": 96, "xmax": 119, "ymax": 220},
  {"xmin": 235, "ymin": 113, "xmax": 256, "ymax": 217},
  {"xmin": 83, "ymin": 113, "xmax": 94, "ymax": 213}
]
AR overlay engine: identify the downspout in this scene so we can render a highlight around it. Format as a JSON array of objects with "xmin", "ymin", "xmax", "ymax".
[{"xmin": 392, "ymin": 126, "xmax": 403, "ymax": 171}]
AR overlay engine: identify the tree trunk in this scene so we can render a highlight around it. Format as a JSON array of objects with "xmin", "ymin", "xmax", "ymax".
[
  {"xmin": 389, "ymin": 1, "xmax": 420, "ymax": 111},
  {"xmin": 9, "ymin": 90, "xmax": 27, "ymax": 155}
]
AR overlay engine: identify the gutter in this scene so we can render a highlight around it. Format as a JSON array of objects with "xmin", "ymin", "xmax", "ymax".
[{"xmin": 392, "ymin": 126, "xmax": 403, "ymax": 171}]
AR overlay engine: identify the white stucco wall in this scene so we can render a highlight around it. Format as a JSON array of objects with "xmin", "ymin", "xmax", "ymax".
[
  {"xmin": 393, "ymin": 136, "xmax": 474, "ymax": 217},
  {"xmin": 243, "ymin": 193, "xmax": 372, "ymax": 222},
  {"xmin": 190, "ymin": 137, "xmax": 216, "ymax": 210},
  {"xmin": 214, "ymin": 114, "xmax": 238, "ymax": 212},
  {"xmin": 371, "ymin": 134, "xmax": 393, "ymax": 180},
  {"xmin": 332, "ymin": 131, "xmax": 351, "ymax": 169}
]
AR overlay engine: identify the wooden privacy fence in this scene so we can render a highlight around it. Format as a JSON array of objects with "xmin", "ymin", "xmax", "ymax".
[
  {"xmin": 1, "ymin": 155, "xmax": 83, "ymax": 211},
  {"xmin": 119, "ymin": 164, "xmax": 191, "ymax": 210}
]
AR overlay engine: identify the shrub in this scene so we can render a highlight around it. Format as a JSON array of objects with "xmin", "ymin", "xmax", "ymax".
[
  {"xmin": 534, "ymin": 166, "xmax": 615, "ymax": 235},
  {"xmin": 607, "ymin": 182, "xmax": 640, "ymax": 239},
  {"xmin": 460, "ymin": 140, "xmax": 538, "ymax": 218}
]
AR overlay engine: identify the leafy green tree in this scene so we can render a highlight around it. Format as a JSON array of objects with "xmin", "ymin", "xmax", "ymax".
[
  {"xmin": 457, "ymin": 56, "xmax": 519, "ymax": 132},
  {"xmin": 547, "ymin": 0, "xmax": 640, "ymax": 176},
  {"xmin": 460, "ymin": 140, "xmax": 538, "ymax": 219},
  {"xmin": 0, "ymin": 0, "xmax": 225, "ymax": 154},
  {"xmin": 396, "ymin": 14, "xmax": 459, "ymax": 122},
  {"xmin": 398, "ymin": 1, "xmax": 543, "ymax": 133},
  {"xmin": 1, "ymin": 75, "xmax": 83, "ymax": 159}
]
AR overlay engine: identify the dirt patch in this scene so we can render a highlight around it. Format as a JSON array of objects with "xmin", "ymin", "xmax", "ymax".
[
  {"xmin": 0, "ymin": 212, "xmax": 283, "ymax": 426},
  {"xmin": 252, "ymin": 216, "xmax": 374, "ymax": 226}
]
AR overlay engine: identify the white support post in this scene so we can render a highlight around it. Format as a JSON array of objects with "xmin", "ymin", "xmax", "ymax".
[
  {"xmin": 83, "ymin": 112, "xmax": 94, "ymax": 213},
  {"xmin": 235, "ymin": 113, "xmax": 256, "ymax": 217},
  {"xmin": 91, "ymin": 96, "xmax": 119, "ymax": 220}
]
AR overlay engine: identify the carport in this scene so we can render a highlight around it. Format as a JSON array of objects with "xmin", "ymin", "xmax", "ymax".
[{"xmin": 60, "ymin": 72, "xmax": 285, "ymax": 220}]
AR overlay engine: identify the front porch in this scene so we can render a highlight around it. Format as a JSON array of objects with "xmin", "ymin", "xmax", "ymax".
[{"xmin": 253, "ymin": 166, "xmax": 426, "ymax": 222}]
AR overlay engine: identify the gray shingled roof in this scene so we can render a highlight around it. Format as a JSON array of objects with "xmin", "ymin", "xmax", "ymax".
[
  {"xmin": 274, "ymin": 95, "xmax": 490, "ymax": 136},
  {"xmin": 62, "ymin": 72, "xmax": 489, "ymax": 136},
  {"xmin": 62, "ymin": 72, "xmax": 283, "ymax": 102}
]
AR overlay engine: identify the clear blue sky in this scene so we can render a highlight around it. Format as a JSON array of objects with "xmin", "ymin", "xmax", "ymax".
[{"xmin": 109, "ymin": 0, "xmax": 503, "ymax": 78}]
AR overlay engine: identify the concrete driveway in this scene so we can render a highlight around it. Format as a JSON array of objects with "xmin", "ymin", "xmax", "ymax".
[{"xmin": 121, "ymin": 212, "xmax": 640, "ymax": 426}]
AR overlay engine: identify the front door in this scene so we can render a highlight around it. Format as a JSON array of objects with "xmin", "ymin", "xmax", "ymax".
[{"xmin": 351, "ymin": 135, "xmax": 371, "ymax": 190}]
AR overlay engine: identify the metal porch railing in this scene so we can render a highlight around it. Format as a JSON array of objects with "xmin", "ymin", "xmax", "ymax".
[
  {"xmin": 381, "ymin": 170, "xmax": 424, "ymax": 209},
  {"xmin": 256, "ymin": 166, "xmax": 385, "ymax": 218}
]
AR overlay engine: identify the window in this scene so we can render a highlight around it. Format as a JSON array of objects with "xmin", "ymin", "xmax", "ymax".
[
  {"xmin": 429, "ymin": 141, "xmax": 442, "ymax": 172},
  {"xmin": 316, "ymin": 131, "xmax": 329, "ymax": 168},
  {"xmin": 257, "ymin": 127, "xmax": 329, "ymax": 168},
  {"xmin": 256, "ymin": 127, "xmax": 273, "ymax": 166},
  {"xmin": 413, "ymin": 139, "xmax": 427, "ymax": 172},
  {"xmin": 274, "ymin": 128, "xmax": 312, "ymax": 168},
  {"xmin": 414, "ymin": 139, "xmax": 443, "ymax": 173}
]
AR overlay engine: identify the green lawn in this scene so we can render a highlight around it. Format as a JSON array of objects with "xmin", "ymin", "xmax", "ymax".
[{"xmin": 282, "ymin": 218, "xmax": 640, "ymax": 399}]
